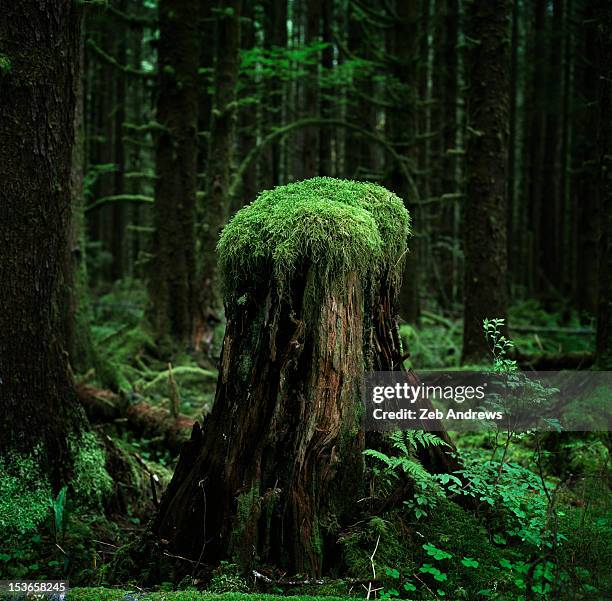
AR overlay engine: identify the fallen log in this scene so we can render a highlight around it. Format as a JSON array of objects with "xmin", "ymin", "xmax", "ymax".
[
  {"xmin": 512, "ymin": 350, "xmax": 595, "ymax": 370},
  {"xmin": 77, "ymin": 384, "xmax": 194, "ymax": 453}
]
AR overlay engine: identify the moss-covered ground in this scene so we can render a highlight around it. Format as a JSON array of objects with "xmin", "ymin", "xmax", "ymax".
[{"xmin": 64, "ymin": 593, "xmax": 356, "ymax": 601}]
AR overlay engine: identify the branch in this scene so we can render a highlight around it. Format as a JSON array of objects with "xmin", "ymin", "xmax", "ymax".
[
  {"xmin": 230, "ymin": 118, "xmax": 419, "ymax": 201},
  {"xmin": 106, "ymin": 3, "xmax": 156, "ymax": 27},
  {"xmin": 86, "ymin": 38, "xmax": 155, "ymax": 78},
  {"xmin": 85, "ymin": 194, "xmax": 154, "ymax": 213},
  {"xmin": 123, "ymin": 121, "xmax": 167, "ymax": 134}
]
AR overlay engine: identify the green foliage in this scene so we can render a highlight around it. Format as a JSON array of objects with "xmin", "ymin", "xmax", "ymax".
[
  {"xmin": 483, "ymin": 317, "xmax": 516, "ymax": 372},
  {"xmin": 340, "ymin": 514, "xmax": 413, "ymax": 578},
  {"xmin": 509, "ymin": 299, "xmax": 595, "ymax": 354},
  {"xmin": 50, "ymin": 486, "xmax": 68, "ymax": 540},
  {"xmin": 0, "ymin": 450, "xmax": 51, "ymax": 537},
  {"xmin": 0, "ymin": 53, "xmax": 11, "ymax": 74},
  {"xmin": 69, "ymin": 431, "xmax": 113, "ymax": 507},
  {"xmin": 65, "ymin": 591, "xmax": 355, "ymax": 601},
  {"xmin": 218, "ymin": 177, "xmax": 410, "ymax": 301},
  {"xmin": 205, "ymin": 562, "xmax": 249, "ymax": 594},
  {"xmin": 364, "ymin": 431, "xmax": 449, "ymax": 519}
]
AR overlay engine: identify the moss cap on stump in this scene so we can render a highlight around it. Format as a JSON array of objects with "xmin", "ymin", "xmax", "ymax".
[{"xmin": 218, "ymin": 177, "xmax": 411, "ymax": 300}]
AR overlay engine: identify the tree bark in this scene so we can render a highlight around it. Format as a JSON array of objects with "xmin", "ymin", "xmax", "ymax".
[
  {"xmin": 196, "ymin": 0, "xmax": 241, "ymax": 352},
  {"xmin": 462, "ymin": 0, "xmax": 511, "ymax": 364},
  {"xmin": 261, "ymin": 0, "xmax": 288, "ymax": 188},
  {"xmin": 148, "ymin": 0, "xmax": 200, "ymax": 351},
  {"xmin": 111, "ymin": 0, "xmax": 128, "ymax": 281},
  {"xmin": 595, "ymin": 0, "xmax": 612, "ymax": 369},
  {"xmin": 0, "ymin": 0, "xmax": 88, "ymax": 485},
  {"xmin": 301, "ymin": 0, "xmax": 321, "ymax": 178},
  {"xmin": 574, "ymin": 4, "xmax": 600, "ymax": 314},
  {"xmin": 319, "ymin": 0, "xmax": 333, "ymax": 176},
  {"xmin": 386, "ymin": 0, "xmax": 420, "ymax": 324}
]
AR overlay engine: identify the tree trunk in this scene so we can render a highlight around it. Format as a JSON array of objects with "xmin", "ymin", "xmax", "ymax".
[
  {"xmin": 261, "ymin": 0, "xmax": 288, "ymax": 188},
  {"xmin": 595, "ymin": 0, "xmax": 612, "ymax": 369},
  {"xmin": 574, "ymin": 4, "xmax": 600, "ymax": 314},
  {"xmin": 148, "ymin": 0, "xmax": 200, "ymax": 351},
  {"xmin": 150, "ymin": 179, "xmax": 450, "ymax": 577},
  {"xmin": 319, "ymin": 0, "xmax": 333, "ymax": 176},
  {"xmin": 525, "ymin": 0, "xmax": 547, "ymax": 295},
  {"xmin": 197, "ymin": 0, "xmax": 241, "ymax": 352},
  {"xmin": 301, "ymin": 0, "xmax": 320, "ymax": 178},
  {"xmin": 0, "ymin": 0, "xmax": 88, "ymax": 486},
  {"xmin": 237, "ymin": 0, "xmax": 258, "ymax": 209},
  {"xmin": 462, "ymin": 0, "xmax": 510, "ymax": 364},
  {"xmin": 111, "ymin": 0, "xmax": 127, "ymax": 282},
  {"xmin": 386, "ymin": 0, "xmax": 420, "ymax": 324}
]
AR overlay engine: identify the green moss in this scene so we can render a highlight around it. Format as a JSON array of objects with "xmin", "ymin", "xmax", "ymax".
[
  {"xmin": 0, "ymin": 53, "xmax": 11, "ymax": 74},
  {"xmin": 66, "ymin": 591, "xmax": 355, "ymax": 601},
  {"xmin": 0, "ymin": 449, "xmax": 51, "ymax": 537},
  {"xmin": 69, "ymin": 431, "xmax": 113, "ymax": 507},
  {"xmin": 206, "ymin": 562, "xmax": 250, "ymax": 594},
  {"xmin": 231, "ymin": 484, "xmax": 261, "ymax": 565},
  {"xmin": 218, "ymin": 178, "xmax": 410, "ymax": 301},
  {"xmin": 340, "ymin": 515, "xmax": 412, "ymax": 578}
]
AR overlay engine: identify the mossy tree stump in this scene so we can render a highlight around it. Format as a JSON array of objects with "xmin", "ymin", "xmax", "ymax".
[{"xmin": 152, "ymin": 178, "xmax": 449, "ymax": 576}]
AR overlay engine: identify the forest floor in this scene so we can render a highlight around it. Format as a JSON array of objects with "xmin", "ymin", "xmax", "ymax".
[{"xmin": 1, "ymin": 280, "xmax": 609, "ymax": 600}]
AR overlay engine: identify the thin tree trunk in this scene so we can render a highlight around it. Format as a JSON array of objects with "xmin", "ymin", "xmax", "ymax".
[
  {"xmin": 574, "ymin": 4, "xmax": 599, "ymax": 314},
  {"xmin": 462, "ymin": 0, "xmax": 511, "ymax": 363},
  {"xmin": 595, "ymin": 0, "xmax": 612, "ymax": 369},
  {"xmin": 301, "ymin": 0, "xmax": 320, "ymax": 177},
  {"xmin": 319, "ymin": 0, "xmax": 333, "ymax": 175},
  {"xmin": 261, "ymin": 0, "xmax": 288, "ymax": 188},
  {"xmin": 237, "ymin": 0, "xmax": 258, "ymax": 208},
  {"xmin": 149, "ymin": 0, "xmax": 200, "ymax": 351},
  {"xmin": 111, "ymin": 0, "xmax": 128, "ymax": 281},
  {"xmin": 387, "ymin": 0, "xmax": 420, "ymax": 324},
  {"xmin": 196, "ymin": 0, "xmax": 241, "ymax": 351}
]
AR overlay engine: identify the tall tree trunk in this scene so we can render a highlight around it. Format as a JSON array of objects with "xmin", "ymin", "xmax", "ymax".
[
  {"xmin": 319, "ymin": 0, "xmax": 333, "ymax": 175},
  {"xmin": 0, "ymin": 0, "xmax": 88, "ymax": 485},
  {"xmin": 574, "ymin": 3, "xmax": 599, "ymax": 314},
  {"xmin": 261, "ymin": 0, "xmax": 288, "ymax": 188},
  {"xmin": 61, "ymin": 30, "xmax": 117, "ymax": 390},
  {"xmin": 237, "ymin": 0, "xmax": 258, "ymax": 209},
  {"xmin": 432, "ymin": 0, "xmax": 459, "ymax": 308},
  {"xmin": 595, "ymin": 0, "xmax": 612, "ymax": 369},
  {"xmin": 462, "ymin": 0, "xmax": 510, "ymax": 364},
  {"xmin": 301, "ymin": 0, "xmax": 320, "ymax": 178},
  {"xmin": 197, "ymin": 0, "xmax": 242, "ymax": 352},
  {"xmin": 149, "ymin": 0, "xmax": 200, "ymax": 351},
  {"xmin": 538, "ymin": 0, "xmax": 565, "ymax": 298},
  {"xmin": 344, "ymin": 2, "xmax": 377, "ymax": 179},
  {"xmin": 525, "ymin": 0, "xmax": 547, "ymax": 295},
  {"xmin": 387, "ymin": 0, "xmax": 420, "ymax": 324},
  {"xmin": 111, "ymin": 0, "xmax": 128, "ymax": 281}
]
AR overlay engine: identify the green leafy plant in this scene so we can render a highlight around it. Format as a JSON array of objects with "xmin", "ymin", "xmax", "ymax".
[
  {"xmin": 49, "ymin": 486, "xmax": 68, "ymax": 541},
  {"xmin": 364, "ymin": 431, "xmax": 449, "ymax": 519}
]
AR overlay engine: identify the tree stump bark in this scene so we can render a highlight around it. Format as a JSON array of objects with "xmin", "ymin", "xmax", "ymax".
[{"xmin": 151, "ymin": 178, "xmax": 452, "ymax": 576}]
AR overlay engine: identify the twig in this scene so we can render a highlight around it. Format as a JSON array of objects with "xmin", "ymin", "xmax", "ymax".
[
  {"xmin": 366, "ymin": 534, "xmax": 381, "ymax": 599},
  {"xmin": 167, "ymin": 362, "xmax": 181, "ymax": 418}
]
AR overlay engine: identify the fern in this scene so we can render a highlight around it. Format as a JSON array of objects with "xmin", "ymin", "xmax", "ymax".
[
  {"xmin": 364, "ymin": 430, "xmax": 449, "ymax": 518},
  {"xmin": 364, "ymin": 430, "xmax": 448, "ymax": 484}
]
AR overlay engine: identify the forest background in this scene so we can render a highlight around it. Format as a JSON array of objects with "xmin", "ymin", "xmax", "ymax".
[{"xmin": 0, "ymin": 0, "xmax": 611, "ymax": 600}]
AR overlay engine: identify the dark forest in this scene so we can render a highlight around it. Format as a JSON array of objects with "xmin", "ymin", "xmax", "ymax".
[{"xmin": 0, "ymin": 1, "xmax": 610, "ymax": 600}]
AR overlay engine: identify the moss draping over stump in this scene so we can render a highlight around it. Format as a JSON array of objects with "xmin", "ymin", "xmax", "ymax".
[{"xmin": 218, "ymin": 177, "xmax": 411, "ymax": 300}]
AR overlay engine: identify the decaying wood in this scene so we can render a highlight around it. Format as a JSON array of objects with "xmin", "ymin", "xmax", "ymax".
[{"xmin": 77, "ymin": 384, "xmax": 193, "ymax": 453}]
